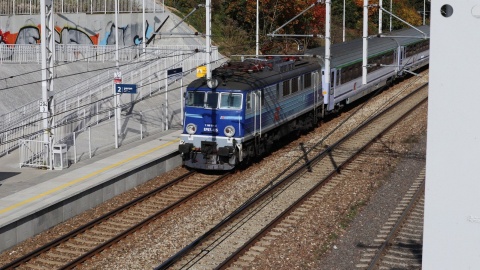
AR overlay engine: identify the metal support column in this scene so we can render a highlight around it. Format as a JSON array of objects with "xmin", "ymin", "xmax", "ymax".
[
  {"xmin": 206, "ymin": 0, "xmax": 212, "ymax": 81},
  {"xmin": 379, "ymin": 0, "xmax": 383, "ymax": 34},
  {"xmin": 362, "ymin": 0, "xmax": 368, "ymax": 85},
  {"xmin": 40, "ymin": 0, "xmax": 55, "ymax": 169},
  {"xmin": 324, "ymin": 0, "xmax": 331, "ymax": 109}
]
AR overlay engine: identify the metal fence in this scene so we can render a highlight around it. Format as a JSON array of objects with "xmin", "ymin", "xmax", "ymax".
[
  {"xmin": 0, "ymin": 0, "xmax": 163, "ymax": 15},
  {"xmin": 19, "ymin": 139, "xmax": 51, "ymax": 169},
  {"xmin": 0, "ymin": 44, "xmax": 162, "ymax": 64},
  {"xmin": 61, "ymin": 102, "xmax": 181, "ymax": 164},
  {"xmin": 0, "ymin": 44, "xmax": 220, "ymax": 167}
]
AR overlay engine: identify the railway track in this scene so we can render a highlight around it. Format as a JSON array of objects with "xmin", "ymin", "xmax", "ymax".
[
  {"xmin": 0, "ymin": 171, "xmax": 230, "ymax": 270},
  {"xmin": 156, "ymin": 83, "xmax": 428, "ymax": 269},
  {"xmin": 357, "ymin": 168, "xmax": 425, "ymax": 270}
]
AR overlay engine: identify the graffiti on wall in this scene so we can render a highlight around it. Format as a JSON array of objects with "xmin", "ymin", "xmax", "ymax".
[
  {"xmin": 102, "ymin": 20, "xmax": 154, "ymax": 46},
  {"xmin": 0, "ymin": 15, "xmax": 161, "ymax": 60},
  {"xmin": 0, "ymin": 21, "xmax": 155, "ymax": 45},
  {"xmin": 58, "ymin": 26, "xmax": 99, "ymax": 45}
]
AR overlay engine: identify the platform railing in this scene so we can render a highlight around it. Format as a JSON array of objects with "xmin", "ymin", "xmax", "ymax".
[
  {"xmin": 61, "ymin": 103, "xmax": 180, "ymax": 164},
  {"xmin": 0, "ymin": 44, "xmax": 185, "ymax": 64},
  {"xmin": 0, "ymin": 0, "xmax": 163, "ymax": 15},
  {"xmin": 3, "ymin": 45, "xmax": 219, "ymax": 164},
  {"xmin": 0, "ymin": 44, "xmax": 214, "ymax": 129},
  {"xmin": 19, "ymin": 139, "xmax": 51, "ymax": 169}
]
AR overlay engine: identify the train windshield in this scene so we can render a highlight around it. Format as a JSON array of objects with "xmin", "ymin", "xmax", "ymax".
[
  {"xmin": 186, "ymin": 92, "xmax": 205, "ymax": 107},
  {"xmin": 219, "ymin": 93, "xmax": 242, "ymax": 109},
  {"xmin": 205, "ymin": 92, "xmax": 218, "ymax": 108},
  {"xmin": 186, "ymin": 91, "xmax": 242, "ymax": 109}
]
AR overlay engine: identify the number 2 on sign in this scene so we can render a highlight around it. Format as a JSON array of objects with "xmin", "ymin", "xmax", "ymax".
[{"xmin": 39, "ymin": 101, "xmax": 48, "ymax": 113}]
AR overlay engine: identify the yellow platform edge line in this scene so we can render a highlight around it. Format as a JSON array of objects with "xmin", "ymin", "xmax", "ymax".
[{"xmin": 0, "ymin": 138, "xmax": 180, "ymax": 215}]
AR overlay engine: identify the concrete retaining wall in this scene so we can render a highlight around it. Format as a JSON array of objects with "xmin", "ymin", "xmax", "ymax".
[{"xmin": 0, "ymin": 12, "xmax": 167, "ymax": 46}]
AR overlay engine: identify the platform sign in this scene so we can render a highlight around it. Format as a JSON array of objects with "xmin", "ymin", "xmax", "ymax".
[
  {"xmin": 39, "ymin": 100, "xmax": 48, "ymax": 113},
  {"xmin": 196, "ymin": 66, "xmax": 206, "ymax": 78},
  {"xmin": 115, "ymin": 84, "xmax": 137, "ymax": 94},
  {"xmin": 113, "ymin": 71, "xmax": 122, "ymax": 84},
  {"xmin": 167, "ymin": 67, "xmax": 183, "ymax": 84}
]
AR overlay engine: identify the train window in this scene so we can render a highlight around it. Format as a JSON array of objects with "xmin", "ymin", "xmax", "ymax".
[
  {"xmin": 283, "ymin": 80, "xmax": 290, "ymax": 96},
  {"xmin": 304, "ymin": 73, "xmax": 312, "ymax": 88},
  {"xmin": 292, "ymin": 77, "xmax": 299, "ymax": 93},
  {"xmin": 186, "ymin": 92, "xmax": 205, "ymax": 107},
  {"xmin": 247, "ymin": 93, "xmax": 252, "ymax": 110},
  {"xmin": 340, "ymin": 68, "xmax": 346, "ymax": 84},
  {"xmin": 352, "ymin": 67, "xmax": 357, "ymax": 79},
  {"xmin": 387, "ymin": 53, "xmax": 394, "ymax": 64},
  {"xmin": 205, "ymin": 92, "xmax": 219, "ymax": 108},
  {"xmin": 276, "ymin": 84, "xmax": 280, "ymax": 99},
  {"xmin": 219, "ymin": 93, "xmax": 242, "ymax": 109}
]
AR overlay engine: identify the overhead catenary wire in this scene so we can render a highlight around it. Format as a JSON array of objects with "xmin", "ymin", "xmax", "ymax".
[
  {"xmin": 0, "ymin": 43, "xmax": 139, "ymax": 81},
  {"xmin": 0, "ymin": 50, "xmax": 200, "ymax": 92},
  {"xmin": 0, "ymin": 37, "xmax": 249, "ymax": 93},
  {"xmin": 0, "ymin": 33, "xmax": 213, "ymax": 84},
  {"xmin": 0, "ymin": 55, "xmax": 230, "ymax": 145}
]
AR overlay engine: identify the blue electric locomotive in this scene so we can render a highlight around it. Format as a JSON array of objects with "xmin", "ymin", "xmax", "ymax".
[{"xmin": 178, "ymin": 57, "xmax": 323, "ymax": 170}]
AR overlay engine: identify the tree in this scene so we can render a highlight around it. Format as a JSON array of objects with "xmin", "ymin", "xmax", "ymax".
[{"xmin": 164, "ymin": 0, "xmax": 424, "ymax": 56}]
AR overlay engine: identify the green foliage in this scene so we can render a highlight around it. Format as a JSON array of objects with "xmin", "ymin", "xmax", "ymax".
[
  {"xmin": 164, "ymin": 0, "xmax": 427, "ymax": 56},
  {"xmin": 331, "ymin": 0, "xmax": 361, "ymax": 29}
]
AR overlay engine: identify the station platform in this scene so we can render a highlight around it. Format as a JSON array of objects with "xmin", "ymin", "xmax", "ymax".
[{"xmin": 0, "ymin": 129, "xmax": 183, "ymax": 253}]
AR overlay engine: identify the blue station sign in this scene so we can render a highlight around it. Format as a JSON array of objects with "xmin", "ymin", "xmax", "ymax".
[
  {"xmin": 115, "ymin": 83, "xmax": 137, "ymax": 94},
  {"xmin": 167, "ymin": 67, "xmax": 183, "ymax": 76}
]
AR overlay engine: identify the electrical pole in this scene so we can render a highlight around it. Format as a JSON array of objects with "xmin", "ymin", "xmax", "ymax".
[
  {"xmin": 324, "ymin": 0, "xmax": 331, "ymax": 108},
  {"xmin": 343, "ymin": 0, "xmax": 345, "ymax": 42},
  {"xmin": 389, "ymin": 0, "xmax": 392, "ymax": 31},
  {"xmin": 256, "ymin": 0, "xmax": 259, "ymax": 56},
  {"xmin": 206, "ymin": 0, "xmax": 212, "ymax": 81},
  {"xmin": 113, "ymin": 0, "xmax": 121, "ymax": 148},
  {"xmin": 40, "ymin": 0, "xmax": 55, "ymax": 169},
  {"xmin": 379, "ymin": 0, "xmax": 383, "ymax": 34},
  {"xmin": 362, "ymin": 0, "xmax": 368, "ymax": 85},
  {"xmin": 143, "ymin": 0, "xmax": 146, "ymax": 54}
]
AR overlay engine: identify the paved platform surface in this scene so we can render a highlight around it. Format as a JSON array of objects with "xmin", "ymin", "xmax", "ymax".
[{"xmin": 0, "ymin": 128, "xmax": 182, "ymax": 227}]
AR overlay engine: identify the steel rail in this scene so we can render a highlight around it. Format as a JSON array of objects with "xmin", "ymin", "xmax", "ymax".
[{"xmin": 366, "ymin": 180, "xmax": 426, "ymax": 270}]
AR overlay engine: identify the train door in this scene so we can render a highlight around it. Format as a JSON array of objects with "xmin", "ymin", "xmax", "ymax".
[
  {"xmin": 399, "ymin": 47, "xmax": 406, "ymax": 67},
  {"xmin": 253, "ymin": 90, "xmax": 262, "ymax": 136},
  {"xmin": 252, "ymin": 90, "xmax": 263, "ymax": 155},
  {"xmin": 322, "ymin": 69, "xmax": 328, "ymax": 105},
  {"xmin": 323, "ymin": 68, "xmax": 337, "ymax": 111},
  {"xmin": 313, "ymin": 71, "xmax": 324, "ymax": 120},
  {"xmin": 331, "ymin": 69, "xmax": 337, "ymax": 90}
]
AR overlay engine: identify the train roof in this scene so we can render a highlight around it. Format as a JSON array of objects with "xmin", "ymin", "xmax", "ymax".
[
  {"xmin": 187, "ymin": 57, "xmax": 321, "ymax": 91},
  {"xmin": 305, "ymin": 25, "xmax": 430, "ymax": 68},
  {"xmin": 389, "ymin": 25, "xmax": 430, "ymax": 46}
]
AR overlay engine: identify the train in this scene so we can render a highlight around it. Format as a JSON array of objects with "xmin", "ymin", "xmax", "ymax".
[{"xmin": 178, "ymin": 25, "xmax": 430, "ymax": 170}]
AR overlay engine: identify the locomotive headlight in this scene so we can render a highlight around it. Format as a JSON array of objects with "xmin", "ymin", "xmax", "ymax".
[
  {"xmin": 186, "ymin": 123, "xmax": 197, "ymax": 135},
  {"xmin": 224, "ymin": 125, "xmax": 235, "ymax": 137}
]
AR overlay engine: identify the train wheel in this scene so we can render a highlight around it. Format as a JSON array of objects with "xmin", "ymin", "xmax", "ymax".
[{"xmin": 242, "ymin": 144, "xmax": 254, "ymax": 166}]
